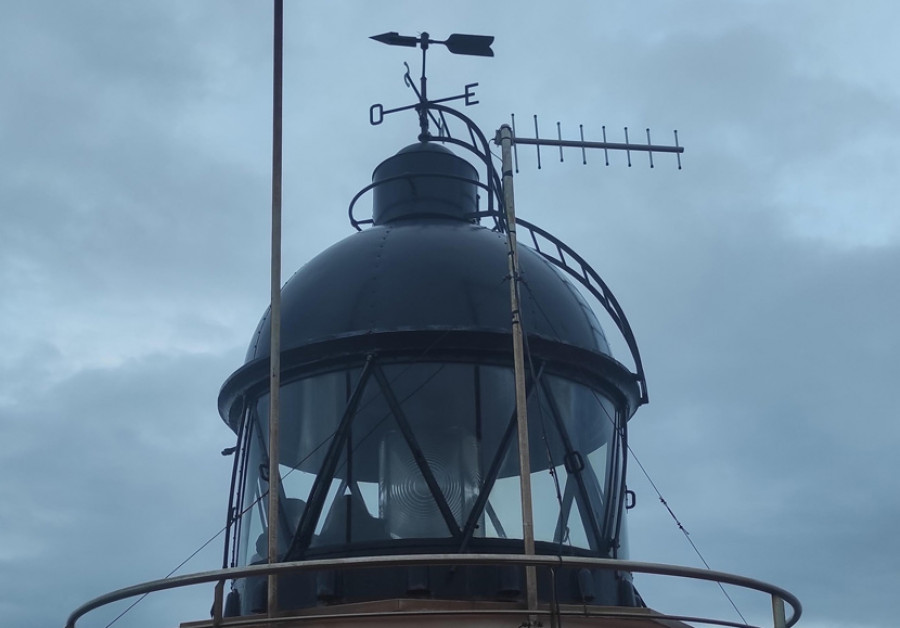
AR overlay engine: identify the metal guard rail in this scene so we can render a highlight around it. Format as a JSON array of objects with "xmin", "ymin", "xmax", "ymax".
[
  {"xmin": 515, "ymin": 217, "xmax": 649, "ymax": 404},
  {"xmin": 66, "ymin": 553, "xmax": 801, "ymax": 628}
]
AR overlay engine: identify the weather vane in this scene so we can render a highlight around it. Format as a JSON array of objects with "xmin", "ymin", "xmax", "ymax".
[{"xmin": 370, "ymin": 31, "xmax": 494, "ymax": 140}]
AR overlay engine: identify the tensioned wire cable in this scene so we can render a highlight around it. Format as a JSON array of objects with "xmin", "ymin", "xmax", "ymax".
[
  {"xmin": 516, "ymin": 279, "xmax": 568, "ymax": 628},
  {"xmin": 520, "ymin": 277, "xmax": 749, "ymax": 626},
  {"xmin": 101, "ymin": 527, "xmax": 226, "ymax": 628},
  {"xmin": 104, "ymin": 182, "xmax": 735, "ymax": 628},
  {"xmin": 102, "ymin": 354, "xmax": 453, "ymax": 628},
  {"xmin": 99, "ymin": 26, "xmax": 511, "ymax": 628},
  {"xmin": 101, "ymin": 270, "xmax": 518, "ymax": 627},
  {"xmin": 602, "ymin": 392, "xmax": 749, "ymax": 621},
  {"xmin": 602, "ymin": 396, "xmax": 750, "ymax": 626}
]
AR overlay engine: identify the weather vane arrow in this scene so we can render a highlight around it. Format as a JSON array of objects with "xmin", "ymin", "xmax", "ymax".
[{"xmin": 370, "ymin": 31, "xmax": 494, "ymax": 57}]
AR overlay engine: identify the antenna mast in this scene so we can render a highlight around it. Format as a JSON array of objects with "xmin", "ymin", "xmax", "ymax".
[{"xmin": 497, "ymin": 124, "xmax": 540, "ymax": 620}]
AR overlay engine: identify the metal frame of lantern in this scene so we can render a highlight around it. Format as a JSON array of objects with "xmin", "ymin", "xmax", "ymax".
[
  {"xmin": 218, "ymin": 329, "xmax": 640, "ymax": 554},
  {"xmin": 208, "ymin": 89, "xmax": 657, "ymax": 614}
]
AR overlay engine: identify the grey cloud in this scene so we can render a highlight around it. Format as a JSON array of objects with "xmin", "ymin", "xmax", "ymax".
[{"xmin": 2, "ymin": 2, "xmax": 898, "ymax": 628}]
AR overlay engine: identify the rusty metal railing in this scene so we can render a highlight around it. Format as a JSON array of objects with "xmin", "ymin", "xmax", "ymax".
[{"xmin": 65, "ymin": 553, "xmax": 801, "ymax": 628}]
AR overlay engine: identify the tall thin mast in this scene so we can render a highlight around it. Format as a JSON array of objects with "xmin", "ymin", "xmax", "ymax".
[
  {"xmin": 498, "ymin": 124, "xmax": 539, "ymax": 620},
  {"xmin": 267, "ymin": 0, "xmax": 284, "ymax": 618}
]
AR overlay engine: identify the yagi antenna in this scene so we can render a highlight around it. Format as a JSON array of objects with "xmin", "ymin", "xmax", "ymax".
[{"xmin": 508, "ymin": 114, "xmax": 683, "ymax": 173}]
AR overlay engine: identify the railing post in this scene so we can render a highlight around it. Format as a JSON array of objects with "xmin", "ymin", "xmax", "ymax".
[
  {"xmin": 772, "ymin": 595, "xmax": 786, "ymax": 628},
  {"xmin": 212, "ymin": 580, "xmax": 224, "ymax": 627}
]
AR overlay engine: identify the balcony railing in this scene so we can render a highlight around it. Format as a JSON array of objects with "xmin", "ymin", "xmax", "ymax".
[{"xmin": 66, "ymin": 553, "xmax": 801, "ymax": 628}]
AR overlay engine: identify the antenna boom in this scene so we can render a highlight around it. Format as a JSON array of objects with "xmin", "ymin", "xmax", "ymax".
[{"xmin": 513, "ymin": 136, "xmax": 683, "ymax": 154}]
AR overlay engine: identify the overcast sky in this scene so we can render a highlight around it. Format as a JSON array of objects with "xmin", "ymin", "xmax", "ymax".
[{"xmin": 2, "ymin": 2, "xmax": 898, "ymax": 628}]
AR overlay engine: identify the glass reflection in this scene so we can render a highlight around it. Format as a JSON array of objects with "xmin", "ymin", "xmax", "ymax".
[{"xmin": 236, "ymin": 360, "xmax": 624, "ymax": 564}]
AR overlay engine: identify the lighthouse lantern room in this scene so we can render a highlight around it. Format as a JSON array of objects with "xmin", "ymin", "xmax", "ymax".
[{"xmin": 218, "ymin": 139, "xmax": 643, "ymax": 614}]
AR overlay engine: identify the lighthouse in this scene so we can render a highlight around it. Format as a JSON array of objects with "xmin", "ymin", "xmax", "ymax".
[{"xmin": 65, "ymin": 25, "xmax": 801, "ymax": 628}]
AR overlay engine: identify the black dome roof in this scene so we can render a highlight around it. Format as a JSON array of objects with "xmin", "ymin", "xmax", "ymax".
[
  {"xmin": 244, "ymin": 142, "xmax": 610, "ymax": 362},
  {"xmin": 244, "ymin": 218, "xmax": 611, "ymax": 362}
]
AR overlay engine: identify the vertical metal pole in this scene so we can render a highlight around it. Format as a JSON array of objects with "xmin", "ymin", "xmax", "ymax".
[
  {"xmin": 418, "ymin": 33, "xmax": 429, "ymax": 140},
  {"xmin": 212, "ymin": 580, "xmax": 224, "ymax": 627},
  {"xmin": 267, "ymin": 0, "xmax": 284, "ymax": 619},
  {"xmin": 772, "ymin": 596, "xmax": 787, "ymax": 628},
  {"xmin": 498, "ymin": 124, "xmax": 538, "ymax": 621}
]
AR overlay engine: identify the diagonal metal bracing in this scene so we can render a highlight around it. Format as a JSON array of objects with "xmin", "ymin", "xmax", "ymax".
[
  {"xmin": 553, "ymin": 474, "xmax": 576, "ymax": 545},
  {"xmin": 372, "ymin": 365, "xmax": 462, "ymax": 538},
  {"xmin": 539, "ymin": 378, "xmax": 606, "ymax": 553},
  {"xmin": 456, "ymin": 364, "xmax": 544, "ymax": 553},
  {"xmin": 286, "ymin": 357, "xmax": 374, "ymax": 560}
]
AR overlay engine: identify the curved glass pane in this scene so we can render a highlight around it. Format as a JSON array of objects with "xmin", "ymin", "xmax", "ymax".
[{"xmin": 235, "ymin": 361, "xmax": 626, "ymax": 560}]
